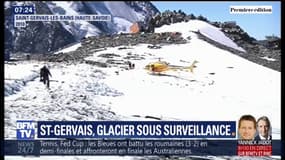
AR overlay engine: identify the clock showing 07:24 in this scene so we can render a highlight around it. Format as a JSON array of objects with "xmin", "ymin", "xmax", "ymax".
[{"xmin": 12, "ymin": 5, "xmax": 35, "ymax": 14}]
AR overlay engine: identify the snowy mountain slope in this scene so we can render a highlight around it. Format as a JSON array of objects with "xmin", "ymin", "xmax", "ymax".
[
  {"xmin": 4, "ymin": 1, "xmax": 159, "ymax": 53},
  {"xmin": 155, "ymin": 20, "xmax": 246, "ymax": 52},
  {"xmin": 4, "ymin": 20, "xmax": 281, "ymax": 160},
  {"xmin": 47, "ymin": 1, "xmax": 102, "ymax": 40},
  {"xmin": 112, "ymin": 17, "xmax": 133, "ymax": 33},
  {"xmin": 53, "ymin": 42, "xmax": 82, "ymax": 54},
  {"xmin": 46, "ymin": 1, "xmax": 142, "ymax": 40},
  {"xmin": 85, "ymin": 43, "xmax": 280, "ymax": 137},
  {"xmin": 87, "ymin": 2, "xmax": 140, "ymax": 22}
]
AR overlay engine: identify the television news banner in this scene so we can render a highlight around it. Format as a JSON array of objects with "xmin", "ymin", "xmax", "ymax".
[{"xmin": 4, "ymin": 4, "xmax": 281, "ymax": 157}]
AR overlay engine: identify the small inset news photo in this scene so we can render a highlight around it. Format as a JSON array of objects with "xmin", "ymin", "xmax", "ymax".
[{"xmin": 3, "ymin": 1, "xmax": 282, "ymax": 160}]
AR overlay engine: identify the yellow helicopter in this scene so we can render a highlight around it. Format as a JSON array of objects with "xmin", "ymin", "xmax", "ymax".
[{"xmin": 144, "ymin": 60, "xmax": 198, "ymax": 73}]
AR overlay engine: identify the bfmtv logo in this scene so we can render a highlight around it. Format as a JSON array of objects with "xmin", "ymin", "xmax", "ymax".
[{"xmin": 17, "ymin": 120, "xmax": 35, "ymax": 140}]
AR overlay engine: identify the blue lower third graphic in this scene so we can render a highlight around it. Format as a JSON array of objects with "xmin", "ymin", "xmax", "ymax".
[
  {"xmin": 37, "ymin": 121, "xmax": 236, "ymax": 138},
  {"xmin": 16, "ymin": 120, "xmax": 35, "ymax": 140}
]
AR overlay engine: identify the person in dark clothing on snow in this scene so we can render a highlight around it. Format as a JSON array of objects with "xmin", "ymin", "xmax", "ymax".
[
  {"xmin": 40, "ymin": 65, "xmax": 52, "ymax": 88},
  {"xmin": 127, "ymin": 61, "xmax": 135, "ymax": 70}
]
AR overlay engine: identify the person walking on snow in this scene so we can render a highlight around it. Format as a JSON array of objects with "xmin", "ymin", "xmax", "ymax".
[{"xmin": 40, "ymin": 65, "xmax": 52, "ymax": 88}]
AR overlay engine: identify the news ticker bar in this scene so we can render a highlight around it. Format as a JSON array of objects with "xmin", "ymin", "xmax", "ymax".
[
  {"xmin": 2, "ymin": 140, "xmax": 283, "ymax": 156},
  {"xmin": 18, "ymin": 121, "xmax": 236, "ymax": 139}
]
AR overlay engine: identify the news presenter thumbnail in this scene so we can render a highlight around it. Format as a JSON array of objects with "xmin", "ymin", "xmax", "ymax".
[
  {"xmin": 237, "ymin": 115, "xmax": 273, "ymax": 156},
  {"xmin": 238, "ymin": 114, "xmax": 256, "ymax": 140},
  {"xmin": 255, "ymin": 116, "xmax": 272, "ymax": 140}
]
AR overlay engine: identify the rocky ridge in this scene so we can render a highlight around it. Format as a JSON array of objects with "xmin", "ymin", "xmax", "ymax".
[
  {"xmin": 14, "ymin": 9, "xmax": 280, "ymax": 72},
  {"xmin": 29, "ymin": 32, "xmax": 187, "ymax": 66}
]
